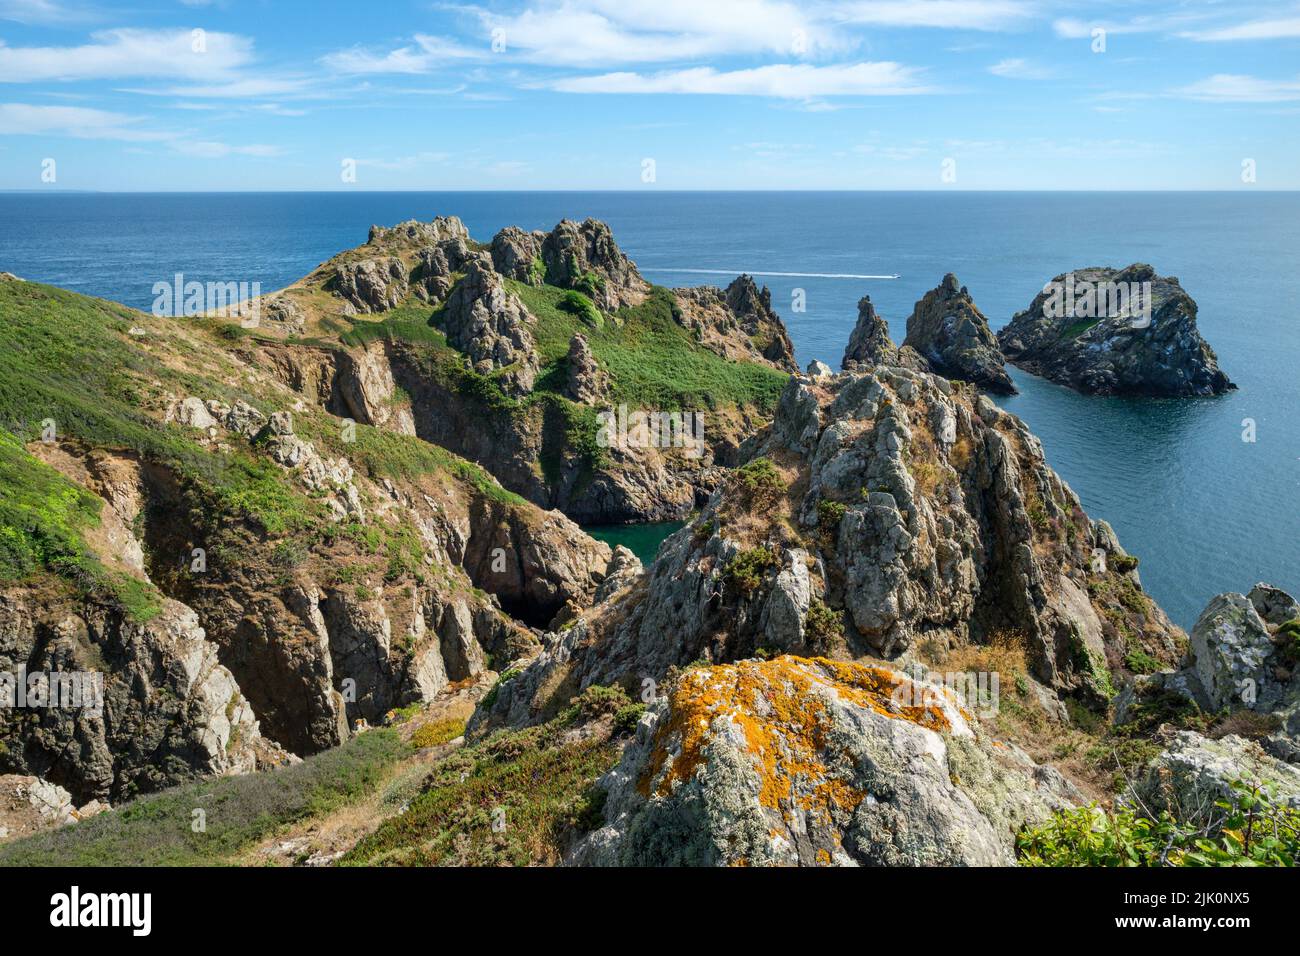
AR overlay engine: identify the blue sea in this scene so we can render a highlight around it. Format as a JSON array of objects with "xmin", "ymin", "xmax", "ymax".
[{"xmin": 1, "ymin": 191, "xmax": 1296, "ymax": 629}]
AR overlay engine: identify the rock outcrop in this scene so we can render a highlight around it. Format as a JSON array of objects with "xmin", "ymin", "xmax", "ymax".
[
  {"xmin": 0, "ymin": 592, "xmax": 284, "ymax": 804},
  {"xmin": 1116, "ymin": 583, "xmax": 1300, "ymax": 764},
  {"xmin": 442, "ymin": 255, "xmax": 540, "ymax": 397},
  {"xmin": 540, "ymin": 218, "xmax": 649, "ymax": 310},
  {"xmin": 476, "ymin": 361, "xmax": 1183, "ymax": 731},
  {"xmin": 0, "ymin": 775, "xmax": 107, "ymax": 842},
  {"xmin": 565, "ymin": 332, "xmax": 607, "ymax": 404},
  {"xmin": 570, "ymin": 656, "xmax": 1076, "ymax": 866},
  {"xmin": 843, "ymin": 295, "xmax": 902, "ymax": 370},
  {"xmin": 997, "ymin": 265, "xmax": 1234, "ymax": 396},
  {"xmin": 903, "ymin": 275, "xmax": 1015, "ymax": 394},
  {"xmin": 673, "ymin": 275, "xmax": 799, "ymax": 372}
]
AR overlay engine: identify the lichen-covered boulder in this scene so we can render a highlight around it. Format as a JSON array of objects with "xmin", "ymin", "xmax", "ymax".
[
  {"xmin": 570, "ymin": 656, "xmax": 1075, "ymax": 866},
  {"xmin": 1191, "ymin": 592, "xmax": 1275, "ymax": 711},
  {"xmin": 442, "ymin": 254, "xmax": 540, "ymax": 397}
]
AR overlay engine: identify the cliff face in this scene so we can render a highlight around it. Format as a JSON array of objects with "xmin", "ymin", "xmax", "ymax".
[
  {"xmin": 477, "ymin": 359, "xmax": 1184, "ymax": 732},
  {"xmin": 997, "ymin": 264, "xmax": 1235, "ymax": 396},
  {"xmin": 0, "ymin": 276, "xmax": 617, "ymax": 803},
  {"xmin": 250, "ymin": 217, "xmax": 793, "ymax": 524}
]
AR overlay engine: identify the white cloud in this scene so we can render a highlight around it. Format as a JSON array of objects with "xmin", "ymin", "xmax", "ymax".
[
  {"xmin": 0, "ymin": 0, "xmax": 93, "ymax": 25},
  {"xmin": 1181, "ymin": 16, "xmax": 1300, "ymax": 41},
  {"xmin": 545, "ymin": 62, "xmax": 930, "ymax": 97},
  {"xmin": 322, "ymin": 35, "xmax": 485, "ymax": 75},
  {"xmin": 988, "ymin": 57, "xmax": 1052, "ymax": 79},
  {"xmin": 1174, "ymin": 73, "xmax": 1300, "ymax": 102},
  {"xmin": 0, "ymin": 102, "xmax": 168, "ymax": 139},
  {"xmin": 833, "ymin": 1, "xmax": 1035, "ymax": 31},
  {"xmin": 0, "ymin": 28, "xmax": 253, "ymax": 83},
  {"xmin": 170, "ymin": 140, "xmax": 283, "ymax": 158}
]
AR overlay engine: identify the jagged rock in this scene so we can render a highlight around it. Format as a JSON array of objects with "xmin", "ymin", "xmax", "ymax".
[
  {"xmin": 172, "ymin": 396, "xmax": 218, "ymax": 430},
  {"xmin": 1191, "ymin": 592, "xmax": 1275, "ymax": 712},
  {"xmin": 442, "ymin": 254, "xmax": 539, "ymax": 397},
  {"xmin": 336, "ymin": 341, "xmax": 416, "ymax": 435},
  {"xmin": 477, "ymin": 364, "xmax": 1184, "ymax": 730},
  {"xmin": 333, "ymin": 256, "xmax": 408, "ymax": 313},
  {"xmin": 490, "ymin": 226, "xmax": 545, "ymax": 283},
  {"xmin": 565, "ymin": 333, "xmax": 607, "ymax": 404},
  {"xmin": 541, "ymin": 218, "xmax": 649, "ymax": 311},
  {"xmin": 264, "ymin": 296, "xmax": 306, "ymax": 335},
  {"xmin": 806, "ymin": 360, "xmax": 834, "ymax": 380},
  {"xmin": 843, "ymin": 295, "xmax": 903, "ymax": 370},
  {"xmin": 368, "ymin": 216, "xmax": 469, "ymax": 248},
  {"xmin": 569, "ymin": 656, "xmax": 1076, "ymax": 866},
  {"xmin": 0, "ymin": 593, "xmax": 282, "ymax": 803},
  {"xmin": 1249, "ymin": 583, "xmax": 1300, "ymax": 627},
  {"xmin": 1131, "ymin": 731, "xmax": 1300, "ymax": 827},
  {"xmin": 997, "ymin": 265, "xmax": 1234, "ymax": 396},
  {"xmin": 223, "ymin": 400, "xmax": 268, "ymax": 438},
  {"xmin": 0, "ymin": 775, "xmax": 108, "ymax": 842},
  {"xmin": 593, "ymin": 546, "xmax": 644, "ymax": 603},
  {"xmin": 903, "ymin": 275, "xmax": 1015, "ymax": 394},
  {"xmin": 672, "ymin": 275, "xmax": 798, "ymax": 372}
]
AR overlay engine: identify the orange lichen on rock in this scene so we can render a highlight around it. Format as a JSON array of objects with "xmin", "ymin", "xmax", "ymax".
[{"xmin": 637, "ymin": 656, "xmax": 960, "ymax": 825}]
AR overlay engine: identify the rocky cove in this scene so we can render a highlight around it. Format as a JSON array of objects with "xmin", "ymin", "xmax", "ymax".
[{"xmin": 0, "ymin": 217, "xmax": 1295, "ymax": 869}]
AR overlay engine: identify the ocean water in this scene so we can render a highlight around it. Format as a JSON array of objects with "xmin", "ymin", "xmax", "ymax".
[{"xmin": 0, "ymin": 191, "xmax": 1295, "ymax": 629}]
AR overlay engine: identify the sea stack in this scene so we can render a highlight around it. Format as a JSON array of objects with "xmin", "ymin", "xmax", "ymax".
[
  {"xmin": 997, "ymin": 264, "xmax": 1235, "ymax": 397},
  {"xmin": 902, "ymin": 274, "xmax": 1016, "ymax": 394}
]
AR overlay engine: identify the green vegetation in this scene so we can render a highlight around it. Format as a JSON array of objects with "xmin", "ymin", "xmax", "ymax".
[
  {"xmin": 1124, "ymin": 647, "xmax": 1162, "ymax": 674},
  {"xmin": 0, "ymin": 428, "xmax": 162, "ymax": 619},
  {"xmin": 557, "ymin": 289, "xmax": 603, "ymax": 329},
  {"xmin": 0, "ymin": 280, "xmax": 322, "ymax": 543},
  {"xmin": 411, "ymin": 718, "xmax": 467, "ymax": 749},
  {"xmin": 724, "ymin": 545, "xmax": 778, "ymax": 595},
  {"xmin": 508, "ymin": 281, "xmax": 787, "ymax": 412},
  {"xmin": 817, "ymin": 499, "xmax": 847, "ymax": 535},
  {"xmin": 1059, "ymin": 317, "xmax": 1102, "ymax": 340},
  {"xmin": 0, "ymin": 728, "xmax": 409, "ymax": 866},
  {"xmin": 804, "ymin": 598, "xmax": 844, "ymax": 646},
  {"xmin": 1276, "ymin": 619, "xmax": 1300, "ymax": 666},
  {"xmin": 1018, "ymin": 782, "xmax": 1300, "ymax": 866},
  {"xmin": 341, "ymin": 698, "xmax": 622, "ymax": 866},
  {"xmin": 731, "ymin": 457, "xmax": 787, "ymax": 511}
]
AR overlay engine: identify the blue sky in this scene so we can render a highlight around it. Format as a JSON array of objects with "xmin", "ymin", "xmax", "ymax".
[{"xmin": 0, "ymin": 0, "xmax": 1296, "ymax": 190}]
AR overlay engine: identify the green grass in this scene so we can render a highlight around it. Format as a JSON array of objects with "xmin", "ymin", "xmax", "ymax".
[
  {"xmin": 341, "ymin": 699, "xmax": 622, "ymax": 865},
  {"xmin": 0, "ymin": 728, "xmax": 409, "ymax": 866},
  {"xmin": 0, "ymin": 281, "xmax": 322, "ymax": 543},
  {"xmin": 509, "ymin": 281, "xmax": 788, "ymax": 412},
  {"xmin": 0, "ymin": 427, "xmax": 163, "ymax": 619}
]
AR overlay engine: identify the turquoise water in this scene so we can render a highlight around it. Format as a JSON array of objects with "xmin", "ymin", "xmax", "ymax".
[
  {"xmin": 583, "ymin": 522, "xmax": 686, "ymax": 568},
  {"xmin": 1, "ymin": 191, "xmax": 1295, "ymax": 628}
]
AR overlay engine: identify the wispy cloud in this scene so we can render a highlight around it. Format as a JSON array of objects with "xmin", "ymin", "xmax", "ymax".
[
  {"xmin": 1173, "ymin": 73, "xmax": 1300, "ymax": 102},
  {"xmin": 544, "ymin": 62, "xmax": 931, "ymax": 97},
  {"xmin": 0, "ymin": 102, "xmax": 168, "ymax": 140},
  {"xmin": 1181, "ymin": 16, "xmax": 1300, "ymax": 41},
  {"xmin": 0, "ymin": 28, "xmax": 254, "ymax": 83},
  {"xmin": 833, "ymin": 0, "xmax": 1035, "ymax": 31},
  {"xmin": 0, "ymin": 0, "xmax": 95, "ymax": 25},
  {"xmin": 987, "ymin": 57, "xmax": 1053, "ymax": 79}
]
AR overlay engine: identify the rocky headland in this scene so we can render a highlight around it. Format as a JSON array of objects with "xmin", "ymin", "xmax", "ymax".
[{"xmin": 0, "ymin": 229, "xmax": 1293, "ymax": 869}]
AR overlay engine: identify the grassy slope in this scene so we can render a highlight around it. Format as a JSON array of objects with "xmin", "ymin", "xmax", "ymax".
[
  {"xmin": 0, "ymin": 279, "xmax": 535, "ymax": 612},
  {"xmin": 0, "ymin": 729, "xmax": 410, "ymax": 866}
]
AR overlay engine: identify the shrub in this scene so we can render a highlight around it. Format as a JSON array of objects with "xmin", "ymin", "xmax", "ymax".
[
  {"xmin": 557, "ymin": 290, "xmax": 603, "ymax": 328},
  {"xmin": 731, "ymin": 458, "xmax": 786, "ymax": 511},
  {"xmin": 411, "ymin": 718, "xmax": 466, "ymax": 749},
  {"xmin": 1018, "ymin": 782, "xmax": 1300, "ymax": 867},
  {"xmin": 724, "ymin": 545, "xmax": 778, "ymax": 595},
  {"xmin": 1112, "ymin": 554, "xmax": 1140, "ymax": 574},
  {"xmin": 613, "ymin": 703, "xmax": 646, "ymax": 735},
  {"xmin": 817, "ymin": 500, "xmax": 847, "ymax": 536},
  {"xmin": 1275, "ymin": 619, "xmax": 1300, "ymax": 665},
  {"xmin": 804, "ymin": 598, "xmax": 844, "ymax": 647},
  {"xmin": 1124, "ymin": 648, "xmax": 1162, "ymax": 674}
]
